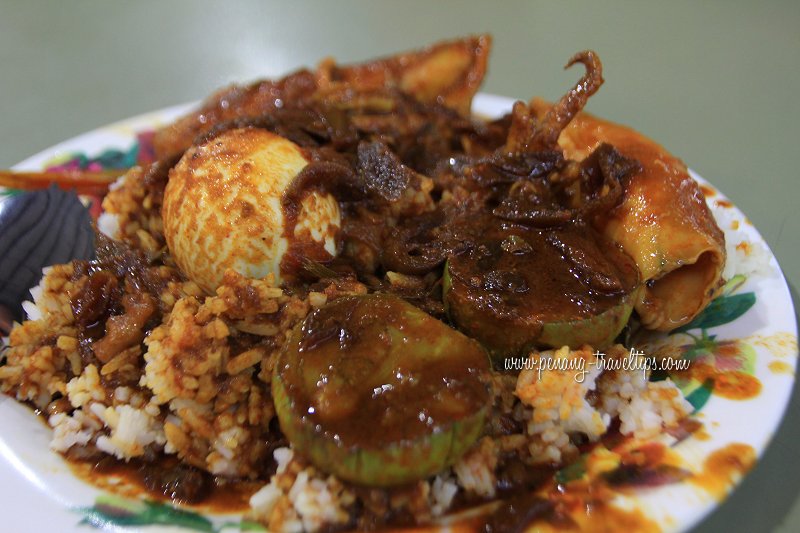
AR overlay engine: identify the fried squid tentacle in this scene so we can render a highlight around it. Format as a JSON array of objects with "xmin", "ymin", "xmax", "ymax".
[{"xmin": 506, "ymin": 50, "xmax": 604, "ymax": 153}]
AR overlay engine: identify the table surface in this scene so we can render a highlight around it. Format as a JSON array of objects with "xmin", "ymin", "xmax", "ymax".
[{"xmin": 1, "ymin": 1, "xmax": 798, "ymax": 532}]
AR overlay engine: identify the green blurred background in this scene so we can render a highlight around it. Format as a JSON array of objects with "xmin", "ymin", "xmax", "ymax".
[{"xmin": 1, "ymin": 1, "xmax": 798, "ymax": 531}]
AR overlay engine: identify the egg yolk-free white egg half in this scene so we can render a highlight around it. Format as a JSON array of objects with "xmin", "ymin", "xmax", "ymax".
[{"xmin": 163, "ymin": 127, "xmax": 341, "ymax": 293}]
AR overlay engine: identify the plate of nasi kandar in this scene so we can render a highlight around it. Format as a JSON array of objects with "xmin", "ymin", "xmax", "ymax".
[{"xmin": 0, "ymin": 35, "xmax": 797, "ymax": 533}]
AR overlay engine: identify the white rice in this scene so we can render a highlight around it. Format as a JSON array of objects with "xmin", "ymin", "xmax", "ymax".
[
  {"xmin": 453, "ymin": 437, "xmax": 497, "ymax": 498},
  {"xmin": 514, "ymin": 345, "xmax": 694, "ymax": 467},
  {"xmin": 429, "ymin": 473, "xmax": 459, "ymax": 516},
  {"xmin": 248, "ymin": 447, "xmax": 354, "ymax": 533},
  {"xmin": 20, "ymin": 266, "xmax": 55, "ymax": 321},
  {"xmin": 515, "ymin": 346, "xmax": 608, "ymax": 464},
  {"xmin": 597, "ymin": 349, "xmax": 693, "ymax": 440},
  {"xmin": 97, "ymin": 212, "xmax": 122, "ymax": 240},
  {"xmin": 710, "ymin": 201, "xmax": 773, "ymax": 280},
  {"xmin": 49, "ymin": 410, "xmax": 97, "ymax": 452},
  {"xmin": 49, "ymin": 361, "xmax": 168, "ymax": 459},
  {"xmin": 96, "ymin": 172, "xmax": 125, "ymax": 239},
  {"xmin": 66, "ymin": 364, "xmax": 105, "ymax": 408},
  {"xmin": 95, "ymin": 404, "xmax": 166, "ymax": 459}
]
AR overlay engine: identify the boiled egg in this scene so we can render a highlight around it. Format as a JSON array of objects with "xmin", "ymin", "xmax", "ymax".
[{"xmin": 163, "ymin": 127, "xmax": 340, "ymax": 293}]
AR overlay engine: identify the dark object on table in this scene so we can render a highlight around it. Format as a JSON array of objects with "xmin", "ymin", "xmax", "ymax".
[{"xmin": 0, "ymin": 186, "xmax": 95, "ymax": 330}]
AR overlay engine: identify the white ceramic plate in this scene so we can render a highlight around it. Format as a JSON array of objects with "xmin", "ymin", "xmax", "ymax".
[{"xmin": 0, "ymin": 95, "xmax": 797, "ymax": 533}]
